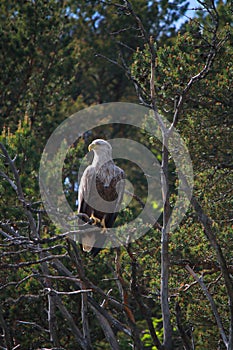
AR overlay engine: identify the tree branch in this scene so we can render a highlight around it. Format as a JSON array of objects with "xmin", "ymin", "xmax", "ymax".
[
  {"xmin": 169, "ymin": 0, "xmax": 229, "ymax": 131},
  {"xmin": 175, "ymin": 302, "xmax": 194, "ymax": 350},
  {"xmin": 185, "ymin": 264, "xmax": 228, "ymax": 348},
  {"xmin": 0, "ymin": 143, "xmax": 38, "ymax": 237},
  {"xmin": 127, "ymin": 245, "xmax": 164, "ymax": 350}
]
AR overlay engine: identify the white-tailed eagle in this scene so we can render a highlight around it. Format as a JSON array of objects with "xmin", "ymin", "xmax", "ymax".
[{"xmin": 78, "ymin": 139, "xmax": 125, "ymax": 256}]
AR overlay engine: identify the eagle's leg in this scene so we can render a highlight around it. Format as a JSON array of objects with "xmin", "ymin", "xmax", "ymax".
[
  {"xmin": 90, "ymin": 212, "xmax": 101, "ymax": 226},
  {"xmin": 100, "ymin": 216, "xmax": 107, "ymax": 233}
]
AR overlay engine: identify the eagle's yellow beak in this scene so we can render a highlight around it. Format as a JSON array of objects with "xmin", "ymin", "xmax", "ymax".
[{"xmin": 88, "ymin": 143, "xmax": 95, "ymax": 152}]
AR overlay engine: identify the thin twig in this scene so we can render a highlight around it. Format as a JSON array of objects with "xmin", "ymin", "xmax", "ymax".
[{"xmin": 43, "ymin": 288, "xmax": 92, "ymax": 296}]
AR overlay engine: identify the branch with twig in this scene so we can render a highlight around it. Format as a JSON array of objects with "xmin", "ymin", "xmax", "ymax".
[{"xmin": 185, "ymin": 264, "xmax": 228, "ymax": 348}]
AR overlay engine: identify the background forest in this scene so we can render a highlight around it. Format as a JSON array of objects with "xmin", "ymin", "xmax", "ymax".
[{"xmin": 0, "ymin": 1, "xmax": 232, "ymax": 349}]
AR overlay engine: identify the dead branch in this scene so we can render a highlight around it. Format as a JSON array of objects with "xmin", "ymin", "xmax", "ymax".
[
  {"xmin": 16, "ymin": 320, "xmax": 49, "ymax": 333},
  {"xmin": 0, "ymin": 170, "xmax": 18, "ymax": 191},
  {"xmin": 170, "ymin": 0, "xmax": 229, "ymax": 131},
  {"xmin": 52, "ymin": 293, "xmax": 89, "ymax": 350},
  {"xmin": 56, "ymin": 244, "xmax": 133, "ymax": 347},
  {"xmin": 0, "ymin": 143, "xmax": 38, "ymax": 237},
  {"xmin": 115, "ymin": 248, "xmax": 135, "ymax": 324},
  {"xmin": 0, "ymin": 253, "xmax": 68, "ymax": 269},
  {"xmin": 51, "ymin": 258, "xmax": 131, "ymax": 337},
  {"xmin": 175, "ymin": 302, "xmax": 194, "ymax": 350},
  {"xmin": 66, "ymin": 239, "xmax": 92, "ymax": 348},
  {"xmin": 114, "ymin": 247, "xmax": 144, "ymax": 350},
  {"xmin": 43, "ymin": 288, "xmax": 92, "ymax": 296},
  {"xmin": 127, "ymin": 245, "xmax": 164, "ymax": 350},
  {"xmin": 90, "ymin": 304, "xmax": 120, "ymax": 350},
  {"xmin": 185, "ymin": 264, "xmax": 228, "ymax": 347}
]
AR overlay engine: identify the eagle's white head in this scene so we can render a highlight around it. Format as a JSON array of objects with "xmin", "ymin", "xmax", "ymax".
[
  {"xmin": 88, "ymin": 139, "xmax": 114, "ymax": 179},
  {"xmin": 88, "ymin": 139, "xmax": 112, "ymax": 156}
]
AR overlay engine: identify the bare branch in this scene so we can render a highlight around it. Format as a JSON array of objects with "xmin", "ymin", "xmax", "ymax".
[
  {"xmin": 53, "ymin": 293, "xmax": 89, "ymax": 350},
  {"xmin": 0, "ymin": 143, "xmax": 38, "ymax": 237},
  {"xmin": 127, "ymin": 245, "xmax": 163, "ymax": 350},
  {"xmin": 190, "ymin": 196, "xmax": 233, "ymax": 303},
  {"xmin": 90, "ymin": 304, "xmax": 120, "ymax": 350},
  {"xmin": 0, "ymin": 170, "xmax": 18, "ymax": 191},
  {"xmin": 0, "ymin": 273, "xmax": 36, "ymax": 291},
  {"xmin": 0, "ymin": 228, "xmax": 13, "ymax": 240},
  {"xmin": 175, "ymin": 302, "xmax": 195, "ymax": 350},
  {"xmin": 16, "ymin": 320, "xmax": 49, "ymax": 333},
  {"xmin": 169, "ymin": 2, "xmax": 229, "ymax": 130},
  {"xmin": 185, "ymin": 264, "xmax": 228, "ymax": 347},
  {"xmin": 115, "ymin": 248, "xmax": 144, "ymax": 350},
  {"xmin": 1, "ymin": 253, "xmax": 68, "ymax": 269},
  {"xmin": 43, "ymin": 287, "xmax": 92, "ymax": 296},
  {"xmin": 52, "ymin": 253, "xmax": 131, "ymax": 337}
]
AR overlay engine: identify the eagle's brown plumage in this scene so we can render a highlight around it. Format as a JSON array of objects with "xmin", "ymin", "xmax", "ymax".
[{"xmin": 78, "ymin": 139, "xmax": 125, "ymax": 256}]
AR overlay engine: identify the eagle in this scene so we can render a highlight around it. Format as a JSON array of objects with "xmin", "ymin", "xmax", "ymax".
[{"xmin": 77, "ymin": 139, "xmax": 125, "ymax": 257}]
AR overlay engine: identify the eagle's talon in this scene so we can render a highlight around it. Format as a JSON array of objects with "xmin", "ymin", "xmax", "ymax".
[
  {"xmin": 100, "ymin": 217, "xmax": 107, "ymax": 234},
  {"xmin": 90, "ymin": 213, "xmax": 101, "ymax": 226},
  {"xmin": 90, "ymin": 213, "xmax": 107, "ymax": 233}
]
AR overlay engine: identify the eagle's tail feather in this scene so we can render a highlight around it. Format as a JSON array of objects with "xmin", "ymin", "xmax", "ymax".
[{"xmin": 82, "ymin": 233, "xmax": 96, "ymax": 252}]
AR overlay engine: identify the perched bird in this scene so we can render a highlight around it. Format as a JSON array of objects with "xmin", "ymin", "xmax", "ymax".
[{"xmin": 78, "ymin": 139, "xmax": 125, "ymax": 257}]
